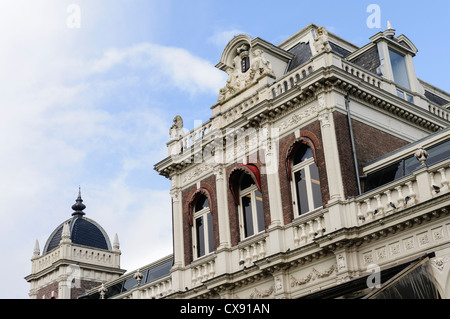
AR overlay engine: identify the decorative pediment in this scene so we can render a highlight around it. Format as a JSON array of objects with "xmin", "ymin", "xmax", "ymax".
[
  {"xmin": 216, "ymin": 34, "xmax": 293, "ymax": 103},
  {"xmin": 217, "ymin": 45, "xmax": 275, "ymax": 102}
]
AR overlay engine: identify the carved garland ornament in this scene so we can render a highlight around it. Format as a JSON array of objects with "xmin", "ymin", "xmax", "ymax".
[
  {"xmin": 290, "ymin": 264, "xmax": 337, "ymax": 287},
  {"xmin": 235, "ymin": 285, "xmax": 275, "ymax": 299}
]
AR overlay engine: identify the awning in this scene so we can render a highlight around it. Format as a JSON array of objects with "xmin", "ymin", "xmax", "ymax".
[
  {"xmin": 300, "ymin": 253, "xmax": 440, "ymax": 299},
  {"xmin": 363, "ymin": 256, "xmax": 440, "ymax": 299}
]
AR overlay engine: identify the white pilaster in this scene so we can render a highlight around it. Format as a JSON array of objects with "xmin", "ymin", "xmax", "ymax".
[{"xmin": 214, "ymin": 164, "xmax": 231, "ymax": 248}]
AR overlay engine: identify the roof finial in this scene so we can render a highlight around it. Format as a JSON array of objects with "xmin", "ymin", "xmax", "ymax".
[
  {"xmin": 72, "ymin": 186, "xmax": 86, "ymax": 217},
  {"xmin": 113, "ymin": 233, "xmax": 120, "ymax": 251},
  {"xmin": 387, "ymin": 20, "xmax": 392, "ymax": 29},
  {"xmin": 32, "ymin": 239, "xmax": 40, "ymax": 259},
  {"xmin": 383, "ymin": 20, "xmax": 396, "ymax": 38}
]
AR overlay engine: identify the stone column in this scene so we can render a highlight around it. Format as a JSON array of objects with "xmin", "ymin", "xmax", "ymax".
[{"xmin": 214, "ymin": 164, "xmax": 231, "ymax": 248}]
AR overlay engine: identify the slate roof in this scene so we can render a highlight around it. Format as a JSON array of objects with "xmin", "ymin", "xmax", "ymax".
[{"xmin": 43, "ymin": 216, "xmax": 111, "ymax": 253}]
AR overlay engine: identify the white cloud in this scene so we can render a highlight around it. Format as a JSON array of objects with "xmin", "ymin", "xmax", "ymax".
[
  {"xmin": 208, "ymin": 29, "xmax": 249, "ymax": 47},
  {"xmin": 90, "ymin": 43, "xmax": 227, "ymax": 95}
]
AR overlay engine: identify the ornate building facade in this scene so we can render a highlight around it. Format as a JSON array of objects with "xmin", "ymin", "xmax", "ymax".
[{"xmin": 28, "ymin": 23, "xmax": 450, "ymax": 299}]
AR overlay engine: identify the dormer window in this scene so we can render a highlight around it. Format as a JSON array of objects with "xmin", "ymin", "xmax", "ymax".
[{"xmin": 389, "ymin": 49, "xmax": 410, "ymax": 90}]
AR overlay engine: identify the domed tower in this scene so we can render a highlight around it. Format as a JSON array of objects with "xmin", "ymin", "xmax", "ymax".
[{"xmin": 25, "ymin": 189, "xmax": 126, "ymax": 299}]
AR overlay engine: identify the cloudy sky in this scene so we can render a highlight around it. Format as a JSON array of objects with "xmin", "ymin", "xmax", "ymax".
[{"xmin": 2, "ymin": 0, "xmax": 449, "ymax": 299}]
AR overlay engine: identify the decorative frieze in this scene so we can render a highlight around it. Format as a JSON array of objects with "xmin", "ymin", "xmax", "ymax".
[
  {"xmin": 181, "ymin": 163, "xmax": 213, "ymax": 184},
  {"xmin": 290, "ymin": 264, "xmax": 337, "ymax": 287}
]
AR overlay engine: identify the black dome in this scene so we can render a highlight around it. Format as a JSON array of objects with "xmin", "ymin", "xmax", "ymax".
[
  {"xmin": 43, "ymin": 189, "xmax": 111, "ymax": 253},
  {"xmin": 43, "ymin": 216, "xmax": 111, "ymax": 253}
]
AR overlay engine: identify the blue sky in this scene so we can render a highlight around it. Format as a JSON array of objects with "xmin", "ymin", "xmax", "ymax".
[{"xmin": 1, "ymin": 0, "xmax": 449, "ymax": 299}]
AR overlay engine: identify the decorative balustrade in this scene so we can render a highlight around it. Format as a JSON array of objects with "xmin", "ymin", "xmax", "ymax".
[
  {"xmin": 238, "ymin": 236, "xmax": 267, "ymax": 268},
  {"xmin": 140, "ymin": 277, "xmax": 172, "ymax": 299},
  {"xmin": 34, "ymin": 244, "xmax": 118, "ymax": 273},
  {"xmin": 180, "ymin": 122, "xmax": 213, "ymax": 152},
  {"xmin": 429, "ymin": 164, "xmax": 450, "ymax": 196},
  {"xmin": 72, "ymin": 247, "xmax": 114, "ymax": 265},
  {"xmin": 190, "ymin": 258, "xmax": 216, "ymax": 287},
  {"xmin": 37, "ymin": 249, "xmax": 61, "ymax": 271},
  {"xmin": 429, "ymin": 104, "xmax": 450, "ymax": 122},
  {"xmin": 357, "ymin": 177, "xmax": 418, "ymax": 225},
  {"xmin": 341, "ymin": 60, "xmax": 382, "ymax": 88},
  {"xmin": 271, "ymin": 62, "xmax": 314, "ymax": 98},
  {"xmin": 293, "ymin": 214, "xmax": 326, "ymax": 247},
  {"xmin": 357, "ymin": 160, "xmax": 450, "ymax": 225}
]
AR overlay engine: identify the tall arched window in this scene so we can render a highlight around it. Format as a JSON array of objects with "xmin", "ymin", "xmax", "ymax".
[
  {"xmin": 290, "ymin": 143, "xmax": 323, "ymax": 215},
  {"xmin": 239, "ymin": 173, "xmax": 265, "ymax": 238},
  {"xmin": 192, "ymin": 194, "xmax": 214, "ymax": 259}
]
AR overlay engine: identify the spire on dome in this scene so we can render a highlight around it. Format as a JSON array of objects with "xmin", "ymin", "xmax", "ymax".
[{"xmin": 72, "ymin": 186, "xmax": 86, "ymax": 217}]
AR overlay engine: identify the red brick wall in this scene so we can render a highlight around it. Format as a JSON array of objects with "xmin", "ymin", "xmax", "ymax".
[
  {"xmin": 71, "ymin": 279, "xmax": 102, "ymax": 299},
  {"xmin": 36, "ymin": 278, "xmax": 103, "ymax": 299},
  {"xmin": 37, "ymin": 281, "xmax": 58, "ymax": 299},
  {"xmin": 333, "ymin": 112, "xmax": 409, "ymax": 196}
]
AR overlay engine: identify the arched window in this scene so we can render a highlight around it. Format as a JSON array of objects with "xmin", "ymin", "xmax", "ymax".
[
  {"xmin": 290, "ymin": 143, "xmax": 322, "ymax": 215},
  {"xmin": 239, "ymin": 173, "xmax": 265, "ymax": 238},
  {"xmin": 191, "ymin": 193, "xmax": 214, "ymax": 259}
]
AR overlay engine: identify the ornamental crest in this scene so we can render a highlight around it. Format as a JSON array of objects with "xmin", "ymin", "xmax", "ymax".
[{"xmin": 218, "ymin": 45, "xmax": 274, "ymax": 102}]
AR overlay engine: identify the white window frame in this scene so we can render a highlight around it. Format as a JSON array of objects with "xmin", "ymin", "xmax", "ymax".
[
  {"xmin": 192, "ymin": 204, "xmax": 213, "ymax": 260},
  {"xmin": 291, "ymin": 156, "xmax": 323, "ymax": 216},
  {"xmin": 388, "ymin": 48, "xmax": 411, "ymax": 91},
  {"xmin": 239, "ymin": 183, "xmax": 264, "ymax": 239}
]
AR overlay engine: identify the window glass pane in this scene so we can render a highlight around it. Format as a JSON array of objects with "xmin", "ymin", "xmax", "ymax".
[
  {"xmin": 254, "ymin": 190, "xmax": 265, "ymax": 233},
  {"xmin": 365, "ymin": 162, "xmax": 402, "ymax": 192},
  {"xmin": 240, "ymin": 173, "xmax": 255, "ymax": 190},
  {"xmin": 404, "ymin": 156, "xmax": 421, "ymax": 175},
  {"xmin": 105, "ymin": 282, "xmax": 124, "ymax": 298},
  {"xmin": 242, "ymin": 194, "xmax": 254, "ymax": 237},
  {"xmin": 293, "ymin": 144, "xmax": 314, "ymax": 165},
  {"xmin": 195, "ymin": 195, "xmax": 209, "ymax": 212},
  {"xmin": 406, "ymin": 93, "xmax": 414, "ymax": 103},
  {"xmin": 295, "ymin": 169, "xmax": 309, "ymax": 214},
  {"xmin": 309, "ymin": 164, "xmax": 323, "ymax": 209},
  {"xmin": 195, "ymin": 216, "xmax": 205, "ymax": 257},
  {"xmin": 426, "ymin": 140, "xmax": 450, "ymax": 166},
  {"xmin": 207, "ymin": 213, "xmax": 214, "ymax": 253},
  {"xmin": 396, "ymin": 88, "xmax": 404, "ymax": 98},
  {"xmin": 389, "ymin": 49, "xmax": 410, "ymax": 90},
  {"xmin": 122, "ymin": 276, "xmax": 138, "ymax": 292},
  {"xmin": 145, "ymin": 259, "xmax": 173, "ymax": 284}
]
